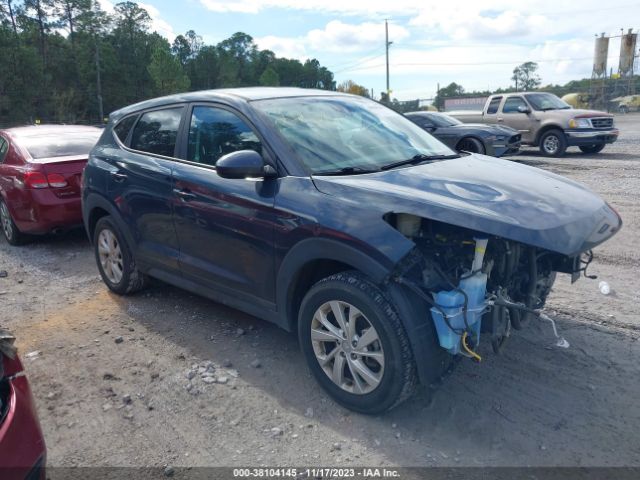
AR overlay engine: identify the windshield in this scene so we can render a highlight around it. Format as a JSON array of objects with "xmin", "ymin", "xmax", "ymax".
[
  {"xmin": 524, "ymin": 93, "xmax": 571, "ymax": 111},
  {"xmin": 20, "ymin": 131, "xmax": 101, "ymax": 159},
  {"xmin": 253, "ymin": 96, "xmax": 456, "ymax": 174},
  {"xmin": 429, "ymin": 113, "xmax": 463, "ymax": 127}
]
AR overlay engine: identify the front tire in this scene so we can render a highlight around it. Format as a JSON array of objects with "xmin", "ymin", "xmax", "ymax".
[
  {"xmin": 539, "ymin": 129, "xmax": 567, "ymax": 157},
  {"xmin": 579, "ymin": 144, "xmax": 605, "ymax": 154},
  {"xmin": 0, "ymin": 200, "xmax": 28, "ymax": 246},
  {"xmin": 93, "ymin": 216, "xmax": 147, "ymax": 295},
  {"xmin": 456, "ymin": 137, "xmax": 485, "ymax": 154},
  {"xmin": 298, "ymin": 272, "xmax": 417, "ymax": 414}
]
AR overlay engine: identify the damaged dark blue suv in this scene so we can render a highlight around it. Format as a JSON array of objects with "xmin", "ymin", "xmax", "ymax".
[{"xmin": 82, "ymin": 88, "xmax": 621, "ymax": 413}]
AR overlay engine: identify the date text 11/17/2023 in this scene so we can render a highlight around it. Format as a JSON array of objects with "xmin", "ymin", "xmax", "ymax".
[{"xmin": 232, "ymin": 468, "xmax": 400, "ymax": 478}]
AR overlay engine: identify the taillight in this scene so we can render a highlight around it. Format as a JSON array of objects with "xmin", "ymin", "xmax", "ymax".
[
  {"xmin": 24, "ymin": 171, "xmax": 49, "ymax": 189},
  {"xmin": 23, "ymin": 172, "xmax": 68, "ymax": 189},
  {"xmin": 47, "ymin": 173, "xmax": 68, "ymax": 188}
]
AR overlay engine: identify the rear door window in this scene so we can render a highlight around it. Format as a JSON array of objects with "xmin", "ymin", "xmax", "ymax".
[
  {"xmin": 187, "ymin": 106, "xmax": 261, "ymax": 167},
  {"xmin": 130, "ymin": 108, "xmax": 183, "ymax": 157},
  {"xmin": 486, "ymin": 97, "xmax": 502, "ymax": 114},
  {"xmin": 502, "ymin": 97, "xmax": 528, "ymax": 113}
]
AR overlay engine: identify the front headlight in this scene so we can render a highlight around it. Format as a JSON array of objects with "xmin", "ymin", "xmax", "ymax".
[
  {"xmin": 569, "ymin": 118, "xmax": 591, "ymax": 129},
  {"xmin": 495, "ymin": 135, "xmax": 506, "ymax": 142}
]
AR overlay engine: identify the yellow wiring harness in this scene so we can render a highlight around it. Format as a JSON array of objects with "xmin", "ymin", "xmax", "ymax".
[{"xmin": 462, "ymin": 332, "xmax": 482, "ymax": 362}]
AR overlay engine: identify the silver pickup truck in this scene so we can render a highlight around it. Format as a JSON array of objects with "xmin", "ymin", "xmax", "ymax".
[{"xmin": 449, "ymin": 92, "xmax": 619, "ymax": 156}]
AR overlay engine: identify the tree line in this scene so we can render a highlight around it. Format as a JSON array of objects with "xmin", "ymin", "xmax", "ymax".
[{"xmin": 0, "ymin": 0, "xmax": 336, "ymax": 126}]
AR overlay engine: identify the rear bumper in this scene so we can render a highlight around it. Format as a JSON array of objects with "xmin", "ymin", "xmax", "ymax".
[
  {"xmin": 565, "ymin": 129, "xmax": 619, "ymax": 146},
  {"xmin": 13, "ymin": 189, "xmax": 82, "ymax": 235},
  {"xmin": 0, "ymin": 375, "xmax": 46, "ymax": 479}
]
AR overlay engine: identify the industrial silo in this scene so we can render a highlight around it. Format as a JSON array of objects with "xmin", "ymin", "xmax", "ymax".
[
  {"xmin": 593, "ymin": 33, "xmax": 609, "ymax": 77},
  {"xmin": 619, "ymin": 29, "xmax": 638, "ymax": 76}
]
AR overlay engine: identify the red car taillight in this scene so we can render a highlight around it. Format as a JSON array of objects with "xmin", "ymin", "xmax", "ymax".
[
  {"xmin": 23, "ymin": 172, "xmax": 49, "ymax": 189},
  {"xmin": 23, "ymin": 172, "xmax": 68, "ymax": 189},
  {"xmin": 46, "ymin": 173, "xmax": 68, "ymax": 188}
]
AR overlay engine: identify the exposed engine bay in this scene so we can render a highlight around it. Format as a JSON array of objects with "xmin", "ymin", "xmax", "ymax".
[{"xmin": 386, "ymin": 213, "xmax": 589, "ymax": 359}]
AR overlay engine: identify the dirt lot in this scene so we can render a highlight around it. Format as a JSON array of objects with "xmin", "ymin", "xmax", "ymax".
[{"xmin": 2, "ymin": 114, "xmax": 640, "ymax": 470}]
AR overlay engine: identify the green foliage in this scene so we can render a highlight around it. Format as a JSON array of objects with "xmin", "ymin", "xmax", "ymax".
[
  {"xmin": 512, "ymin": 61, "xmax": 541, "ymax": 91},
  {"xmin": 148, "ymin": 45, "xmax": 190, "ymax": 95},
  {"xmin": 259, "ymin": 67, "xmax": 280, "ymax": 86},
  {"xmin": 0, "ymin": 1, "xmax": 336, "ymax": 126}
]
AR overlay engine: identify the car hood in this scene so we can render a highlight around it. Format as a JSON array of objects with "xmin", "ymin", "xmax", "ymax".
[
  {"xmin": 553, "ymin": 108, "xmax": 612, "ymax": 118},
  {"xmin": 312, "ymin": 154, "xmax": 621, "ymax": 256},
  {"xmin": 449, "ymin": 124, "xmax": 518, "ymax": 135}
]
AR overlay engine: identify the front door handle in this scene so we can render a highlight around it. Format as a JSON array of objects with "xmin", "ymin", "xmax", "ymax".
[
  {"xmin": 173, "ymin": 188, "xmax": 197, "ymax": 201},
  {"xmin": 497, "ymin": 117, "xmax": 504, "ymax": 122},
  {"xmin": 110, "ymin": 171, "xmax": 128, "ymax": 182}
]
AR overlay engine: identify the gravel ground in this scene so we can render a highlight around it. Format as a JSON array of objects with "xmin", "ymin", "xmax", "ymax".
[{"xmin": 1, "ymin": 114, "xmax": 639, "ymax": 469}]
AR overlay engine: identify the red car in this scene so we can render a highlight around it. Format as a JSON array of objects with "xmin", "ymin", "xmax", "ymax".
[
  {"xmin": 0, "ymin": 328, "xmax": 46, "ymax": 479},
  {"xmin": 0, "ymin": 125, "xmax": 102, "ymax": 245}
]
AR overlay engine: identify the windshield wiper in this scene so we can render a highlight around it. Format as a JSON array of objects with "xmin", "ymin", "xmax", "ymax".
[
  {"xmin": 314, "ymin": 166, "xmax": 380, "ymax": 176},
  {"xmin": 380, "ymin": 153, "xmax": 459, "ymax": 171}
]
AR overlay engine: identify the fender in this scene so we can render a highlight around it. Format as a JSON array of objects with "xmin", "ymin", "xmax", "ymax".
[
  {"xmin": 534, "ymin": 123, "xmax": 565, "ymax": 145},
  {"xmin": 277, "ymin": 237, "xmax": 393, "ymax": 330}
]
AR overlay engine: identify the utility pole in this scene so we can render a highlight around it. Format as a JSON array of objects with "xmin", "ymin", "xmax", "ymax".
[
  {"xmin": 385, "ymin": 20, "xmax": 393, "ymax": 96},
  {"xmin": 95, "ymin": 39, "xmax": 104, "ymax": 122}
]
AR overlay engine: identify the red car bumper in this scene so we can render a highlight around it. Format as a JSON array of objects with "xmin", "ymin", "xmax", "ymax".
[
  {"xmin": 14, "ymin": 189, "xmax": 82, "ymax": 235},
  {"xmin": 0, "ymin": 357, "xmax": 46, "ymax": 480}
]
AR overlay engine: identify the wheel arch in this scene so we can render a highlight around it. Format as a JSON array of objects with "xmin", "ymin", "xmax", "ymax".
[
  {"xmin": 83, "ymin": 193, "xmax": 136, "ymax": 253},
  {"xmin": 277, "ymin": 238, "xmax": 391, "ymax": 332},
  {"xmin": 534, "ymin": 124, "xmax": 565, "ymax": 146}
]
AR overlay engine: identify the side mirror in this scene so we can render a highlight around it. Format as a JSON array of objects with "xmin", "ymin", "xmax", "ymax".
[
  {"xmin": 517, "ymin": 105, "xmax": 531, "ymax": 114},
  {"xmin": 216, "ymin": 150, "xmax": 275, "ymax": 179}
]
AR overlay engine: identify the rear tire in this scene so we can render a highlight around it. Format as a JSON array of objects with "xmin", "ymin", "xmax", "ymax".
[
  {"xmin": 539, "ymin": 129, "xmax": 567, "ymax": 157},
  {"xmin": 298, "ymin": 271, "xmax": 417, "ymax": 414},
  {"xmin": 456, "ymin": 137, "xmax": 485, "ymax": 154},
  {"xmin": 0, "ymin": 200, "xmax": 28, "ymax": 246},
  {"xmin": 579, "ymin": 144, "xmax": 605, "ymax": 154},
  {"xmin": 93, "ymin": 216, "xmax": 147, "ymax": 295}
]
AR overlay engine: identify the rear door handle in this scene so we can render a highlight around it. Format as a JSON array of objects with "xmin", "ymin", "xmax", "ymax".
[
  {"xmin": 110, "ymin": 171, "xmax": 128, "ymax": 182},
  {"xmin": 497, "ymin": 117, "xmax": 504, "ymax": 122},
  {"xmin": 173, "ymin": 188, "xmax": 197, "ymax": 201}
]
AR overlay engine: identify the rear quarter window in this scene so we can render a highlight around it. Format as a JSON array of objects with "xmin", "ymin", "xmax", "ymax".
[
  {"xmin": 113, "ymin": 115, "xmax": 138, "ymax": 144},
  {"xmin": 0, "ymin": 138, "xmax": 8, "ymax": 163}
]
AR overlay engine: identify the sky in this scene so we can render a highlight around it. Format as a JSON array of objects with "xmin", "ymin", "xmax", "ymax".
[{"xmin": 102, "ymin": 0, "xmax": 640, "ymax": 100}]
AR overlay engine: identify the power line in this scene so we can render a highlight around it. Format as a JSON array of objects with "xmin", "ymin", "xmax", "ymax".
[
  {"xmin": 331, "ymin": 50, "xmax": 386, "ymax": 74},
  {"xmin": 337, "ymin": 56, "xmax": 626, "ymax": 74}
]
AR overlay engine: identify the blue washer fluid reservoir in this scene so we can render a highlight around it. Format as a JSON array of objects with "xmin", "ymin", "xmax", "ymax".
[{"xmin": 430, "ymin": 237, "xmax": 489, "ymax": 355}]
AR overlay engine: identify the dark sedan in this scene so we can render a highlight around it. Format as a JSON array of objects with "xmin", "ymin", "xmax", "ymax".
[{"xmin": 405, "ymin": 111, "xmax": 521, "ymax": 157}]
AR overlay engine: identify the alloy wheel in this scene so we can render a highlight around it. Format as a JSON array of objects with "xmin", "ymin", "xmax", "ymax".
[
  {"xmin": 310, "ymin": 300, "xmax": 385, "ymax": 394},
  {"xmin": 98, "ymin": 228, "xmax": 124, "ymax": 284},
  {"xmin": 0, "ymin": 202, "xmax": 13, "ymax": 240}
]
